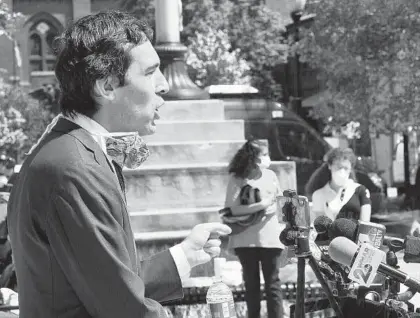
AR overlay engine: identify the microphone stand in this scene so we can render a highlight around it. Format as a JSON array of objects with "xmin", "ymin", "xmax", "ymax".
[
  {"xmin": 292, "ymin": 227, "xmax": 344, "ymax": 318},
  {"xmin": 384, "ymin": 248, "xmax": 415, "ymax": 318}
]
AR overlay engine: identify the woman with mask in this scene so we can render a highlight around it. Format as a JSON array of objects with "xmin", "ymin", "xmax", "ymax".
[
  {"xmin": 224, "ymin": 139, "xmax": 285, "ymax": 318},
  {"xmin": 310, "ymin": 147, "xmax": 371, "ymax": 222}
]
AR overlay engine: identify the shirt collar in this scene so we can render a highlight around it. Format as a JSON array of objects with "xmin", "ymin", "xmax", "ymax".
[{"xmin": 64, "ymin": 113, "xmax": 109, "ymax": 153}]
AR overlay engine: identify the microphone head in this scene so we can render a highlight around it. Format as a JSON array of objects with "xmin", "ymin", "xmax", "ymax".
[
  {"xmin": 328, "ymin": 236, "xmax": 358, "ymax": 267},
  {"xmin": 328, "ymin": 218, "xmax": 357, "ymax": 241},
  {"xmin": 314, "ymin": 215, "xmax": 333, "ymax": 234},
  {"xmin": 403, "ymin": 235, "xmax": 420, "ymax": 263},
  {"xmin": 279, "ymin": 228, "xmax": 298, "ymax": 246}
]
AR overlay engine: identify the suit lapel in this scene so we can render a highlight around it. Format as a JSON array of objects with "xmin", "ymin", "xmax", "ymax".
[{"xmin": 51, "ymin": 118, "xmax": 127, "ymax": 203}]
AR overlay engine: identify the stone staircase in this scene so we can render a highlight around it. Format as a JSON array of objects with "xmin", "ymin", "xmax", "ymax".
[{"xmin": 123, "ymin": 99, "xmax": 297, "ymax": 242}]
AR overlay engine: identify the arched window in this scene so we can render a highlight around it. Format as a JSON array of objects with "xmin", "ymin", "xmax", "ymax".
[{"xmin": 28, "ymin": 21, "xmax": 59, "ymax": 73}]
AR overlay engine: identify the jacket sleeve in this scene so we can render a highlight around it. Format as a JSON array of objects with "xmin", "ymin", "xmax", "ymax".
[
  {"xmin": 46, "ymin": 163, "xmax": 181, "ymax": 318},
  {"xmin": 138, "ymin": 249, "xmax": 184, "ymax": 302}
]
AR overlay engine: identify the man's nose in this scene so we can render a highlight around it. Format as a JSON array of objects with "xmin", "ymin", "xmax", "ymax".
[{"xmin": 156, "ymin": 69, "xmax": 169, "ymax": 95}]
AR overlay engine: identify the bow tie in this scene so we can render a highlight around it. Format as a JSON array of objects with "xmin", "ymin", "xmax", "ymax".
[{"xmin": 105, "ymin": 133, "xmax": 150, "ymax": 169}]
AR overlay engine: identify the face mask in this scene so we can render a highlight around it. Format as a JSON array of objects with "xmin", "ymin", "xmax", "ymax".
[
  {"xmin": 331, "ymin": 170, "xmax": 349, "ymax": 187},
  {"xmin": 102, "ymin": 132, "xmax": 150, "ymax": 169},
  {"xmin": 257, "ymin": 155, "xmax": 271, "ymax": 169}
]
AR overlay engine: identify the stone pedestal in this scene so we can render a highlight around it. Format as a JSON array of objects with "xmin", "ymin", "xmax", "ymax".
[
  {"xmin": 154, "ymin": 0, "xmax": 209, "ymax": 100},
  {"xmin": 124, "ymin": 99, "xmax": 297, "ymax": 242},
  {"xmin": 155, "ymin": 43, "xmax": 209, "ymax": 100}
]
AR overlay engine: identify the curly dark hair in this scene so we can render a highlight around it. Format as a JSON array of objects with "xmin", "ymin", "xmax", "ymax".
[
  {"xmin": 54, "ymin": 10, "xmax": 153, "ymax": 117},
  {"xmin": 228, "ymin": 139, "xmax": 268, "ymax": 179},
  {"xmin": 324, "ymin": 147, "xmax": 357, "ymax": 167},
  {"xmin": 305, "ymin": 147, "xmax": 357, "ymax": 196}
]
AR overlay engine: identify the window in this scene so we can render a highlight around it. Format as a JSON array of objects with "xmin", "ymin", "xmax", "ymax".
[
  {"xmin": 274, "ymin": 122, "xmax": 329, "ymax": 160},
  {"xmin": 29, "ymin": 21, "xmax": 59, "ymax": 73}
]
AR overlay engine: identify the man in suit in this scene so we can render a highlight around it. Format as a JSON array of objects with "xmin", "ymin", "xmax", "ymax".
[{"xmin": 7, "ymin": 10, "xmax": 231, "ymax": 318}]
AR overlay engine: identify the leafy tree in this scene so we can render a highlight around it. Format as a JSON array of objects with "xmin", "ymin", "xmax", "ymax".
[
  {"xmin": 299, "ymin": 0, "xmax": 420, "ymax": 136},
  {"xmin": 0, "ymin": 78, "xmax": 29, "ymax": 159},
  {"xmin": 121, "ymin": 0, "xmax": 289, "ymax": 101},
  {"xmin": 119, "ymin": 0, "xmax": 155, "ymax": 34},
  {"xmin": 0, "ymin": 0, "xmax": 23, "ymax": 39},
  {"xmin": 0, "ymin": 1, "xmax": 58, "ymax": 160},
  {"xmin": 185, "ymin": 28, "xmax": 251, "ymax": 87}
]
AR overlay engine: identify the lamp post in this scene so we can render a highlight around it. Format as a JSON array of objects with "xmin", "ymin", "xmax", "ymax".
[
  {"xmin": 154, "ymin": 0, "xmax": 209, "ymax": 100},
  {"xmin": 287, "ymin": 0, "xmax": 314, "ymax": 117}
]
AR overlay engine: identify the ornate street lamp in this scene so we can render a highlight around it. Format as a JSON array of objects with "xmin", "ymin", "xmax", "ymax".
[
  {"xmin": 154, "ymin": 0, "xmax": 209, "ymax": 100},
  {"xmin": 287, "ymin": 0, "xmax": 315, "ymax": 117}
]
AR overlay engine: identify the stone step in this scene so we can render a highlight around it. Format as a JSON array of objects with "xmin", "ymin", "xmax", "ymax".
[
  {"xmin": 124, "ymin": 161, "xmax": 296, "ymax": 211},
  {"xmin": 143, "ymin": 140, "xmax": 245, "ymax": 165},
  {"xmin": 159, "ymin": 99, "xmax": 225, "ymax": 121},
  {"xmin": 144, "ymin": 120, "xmax": 245, "ymax": 143}
]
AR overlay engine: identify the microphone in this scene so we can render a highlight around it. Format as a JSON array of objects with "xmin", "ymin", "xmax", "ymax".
[
  {"xmin": 385, "ymin": 235, "xmax": 420, "ymax": 264},
  {"xmin": 314, "ymin": 215, "xmax": 332, "ymax": 242},
  {"xmin": 328, "ymin": 218, "xmax": 386, "ymax": 249},
  {"xmin": 328, "ymin": 218, "xmax": 357, "ymax": 241},
  {"xmin": 313, "ymin": 216, "xmax": 334, "ymax": 261},
  {"xmin": 355, "ymin": 221, "xmax": 386, "ymax": 249},
  {"xmin": 402, "ymin": 236, "xmax": 420, "ymax": 263},
  {"xmin": 330, "ymin": 218, "xmax": 420, "ymax": 264},
  {"xmin": 329, "ymin": 237, "xmax": 420, "ymax": 293},
  {"xmin": 279, "ymin": 227, "xmax": 299, "ymax": 246},
  {"xmin": 312, "ymin": 216, "xmax": 351, "ymax": 286}
]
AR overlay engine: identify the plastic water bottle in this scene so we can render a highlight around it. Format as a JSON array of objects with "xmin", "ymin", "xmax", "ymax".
[{"xmin": 206, "ymin": 258, "xmax": 237, "ymax": 318}]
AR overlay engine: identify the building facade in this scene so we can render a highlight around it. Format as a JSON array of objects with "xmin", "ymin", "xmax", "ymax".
[{"xmin": 0, "ymin": 0, "xmax": 120, "ymax": 89}]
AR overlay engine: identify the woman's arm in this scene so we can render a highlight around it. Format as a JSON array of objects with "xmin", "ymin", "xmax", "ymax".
[
  {"xmin": 359, "ymin": 205, "xmax": 371, "ymax": 222},
  {"xmin": 263, "ymin": 169, "xmax": 282, "ymax": 215},
  {"xmin": 224, "ymin": 174, "xmax": 271, "ymax": 216},
  {"xmin": 230, "ymin": 200, "xmax": 272, "ymax": 216},
  {"xmin": 311, "ymin": 190, "xmax": 326, "ymax": 221},
  {"xmin": 358, "ymin": 186, "xmax": 372, "ymax": 222}
]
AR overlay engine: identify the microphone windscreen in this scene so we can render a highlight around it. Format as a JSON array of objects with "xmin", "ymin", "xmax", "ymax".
[
  {"xmin": 328, "ymin": 237, "xmax": 358, "ymax": 267},
  {"xmin": 328, "ymin": 218, "xmax": 357, "ymax": 241},
  {"xmin": 314, "ymin": 215, "xmax": 333, "ymax": 234},
  {"xmin": 279, "ymin": 228, "xmax": 298, "ymax": 246},
  {"xmin": 403, "ymin": 235, "xmax": 420, "ymax": 263}
]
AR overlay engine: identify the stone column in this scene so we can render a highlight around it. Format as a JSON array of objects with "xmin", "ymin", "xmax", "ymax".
[
  {"xmin": 154, "ymin": 0, "xmax": 209, "ymax": 100},
  {"xmin": 155, "ymin": 0, "xmax": 181, "ymax": 43}
]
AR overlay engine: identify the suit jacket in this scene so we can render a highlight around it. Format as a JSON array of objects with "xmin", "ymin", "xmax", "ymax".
[{"xmin": 7, "ymin": 118, "xmax": 183, "ymax": 318}]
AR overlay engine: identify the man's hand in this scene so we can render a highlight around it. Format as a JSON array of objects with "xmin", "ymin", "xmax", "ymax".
[{"xmin": 179, "ymin": 223, "xmax": 231, "ymax": 269}]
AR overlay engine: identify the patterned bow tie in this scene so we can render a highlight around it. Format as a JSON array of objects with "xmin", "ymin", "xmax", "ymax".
[{"xmin": 105, "ymin": 133, "xmax": 150, "ymax": 169}]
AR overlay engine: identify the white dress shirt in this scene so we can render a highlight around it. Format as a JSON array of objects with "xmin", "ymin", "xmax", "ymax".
[{"xmin": 62, "ymin": 113, "xmax": 192, "ymax": 283}]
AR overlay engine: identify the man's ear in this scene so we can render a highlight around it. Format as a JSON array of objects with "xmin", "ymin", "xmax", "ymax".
[{"xmin": 93, "ymin": 76, "xmax": 118, "ymax": 101}]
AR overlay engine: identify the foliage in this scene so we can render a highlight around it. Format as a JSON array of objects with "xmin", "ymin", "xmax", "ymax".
[
  {"xmin": 121, "ymin": 0, "xmax": 289, "ymax": 101},
  {"xmin": 0, "ymin": 1, "xmax": 29, "ymax": 159},
  {"xmin": 119, "ymin": 0, "xmax": 155, "ymax": 34},
  {"xmin": 0, "ymin": 0, "xmax": 23, "ymax": 39},
  {"xmin": 0, "ymin": 78, "xmax": 29, "ymax": 159},
  {"xmin": 299, "ymin": 0, "xmax": 420, "ymax": 135},
  {"xmin": 183, "ymin": 0, "xmax": 288, "ymax": 100},
  {"xmin": 185, "ymin": 28, "xmax": 251, "ymax": 87},
  {"xmin": 0, "ymin": 83, "xmax": 59, "ymax": 162}
]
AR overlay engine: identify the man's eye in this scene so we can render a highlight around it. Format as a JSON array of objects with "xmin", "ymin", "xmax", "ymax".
[{"xmin": 146, "ymin": 68, "xmax": 157, "ymax": 76}]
